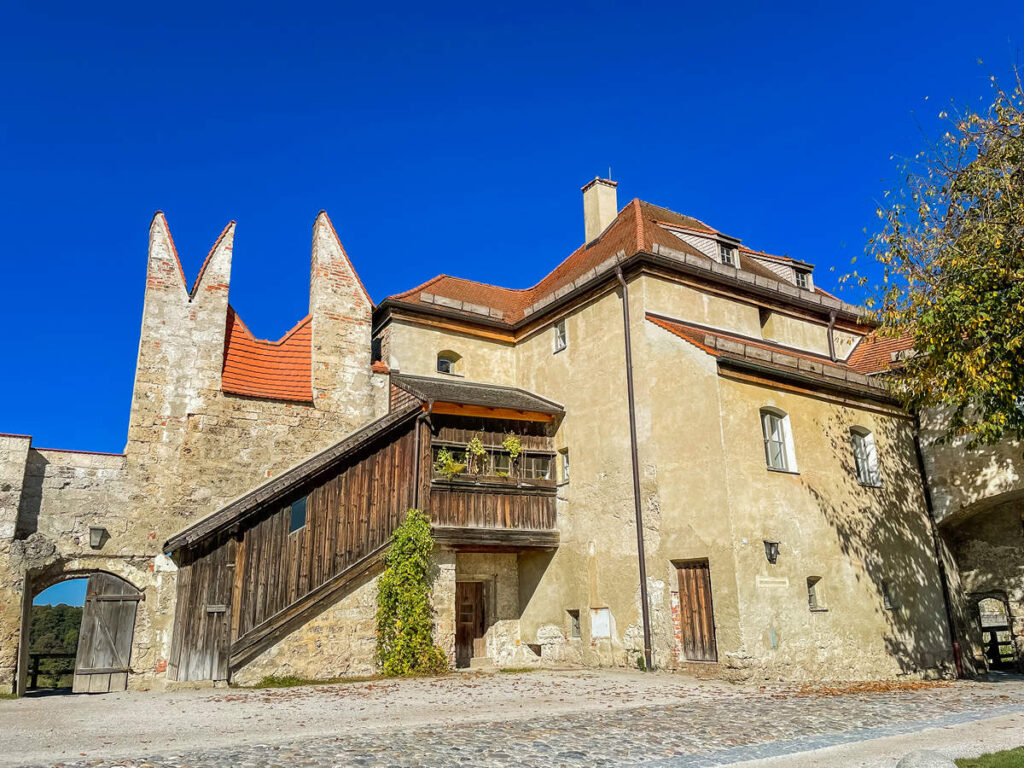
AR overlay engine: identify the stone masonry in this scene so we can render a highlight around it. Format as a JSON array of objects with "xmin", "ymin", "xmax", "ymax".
[{"xmin": 0, "ymin": 212, "xmax": 377, "ymax": 694}]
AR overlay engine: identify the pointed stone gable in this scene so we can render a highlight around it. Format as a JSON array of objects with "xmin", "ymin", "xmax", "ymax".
[{"xmin": 309, "ymin": 212, "xmax": 373, "ymax": 425}]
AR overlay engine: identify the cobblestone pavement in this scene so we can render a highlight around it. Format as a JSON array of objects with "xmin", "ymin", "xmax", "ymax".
[{"xmin": 11, "ymin": 672, "xmax": 1024, "ymax": 768}]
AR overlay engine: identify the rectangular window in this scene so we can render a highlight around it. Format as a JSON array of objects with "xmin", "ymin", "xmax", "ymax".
[
  {"xmin": 882, "ymin": 580, "xmax": 894, "ymax": 610},
  {"xmin": 719, "ymin": 244, "xmax": 735, "ymax": 266},
  {"xmin": 795, "ymin": 270, "xmax": 809, "ymax": 289},
  {"xmin": 851, "ymin": 429, "xmax": 881, "ymax": 486},
  {"xmin": 553, "ymin": 319, "xmax": 567, "ymax": 353},
  {"xmin": 289, "ymin": 496, "xmax": 307, "ymax": 533},
  {"xmin": 807, "ymin": 576, "xmax": 823, "ymax": 611},
  {"xmin": 559, "ymin": 448, "xmax": 570, "ymax": 483},
  {"xmin": 521, "ymin": 454, "xmax": 552, "ymax": 480},
  {"xmin": 761, "ymin": 411, "xmax": 789, "ymax": 471},
  {"xmin": 568, "ymin": 609, "xmax": 581, "ymax": 638}
]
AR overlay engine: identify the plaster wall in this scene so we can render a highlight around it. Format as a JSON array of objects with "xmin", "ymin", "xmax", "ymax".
[
  {"xmin": 384, "ymin": 318, "xmax": 516, "ymax": 384},
  {"xmin": 713, "ymin": 375, "xmax": 952, "ymax": 679},
  {"xmin": 920, "ymin": 408, "xmax": 1024, "ymax": 525}
]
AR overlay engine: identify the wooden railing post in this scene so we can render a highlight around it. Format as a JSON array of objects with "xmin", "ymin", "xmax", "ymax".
[{"xmin": 29, "ymin": 654, "xmax": 39, "ymax": 690}]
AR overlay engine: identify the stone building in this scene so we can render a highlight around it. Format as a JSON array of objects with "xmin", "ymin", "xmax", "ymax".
[{"xmin": 1, "ymin": 180, "xmax": 1019, "ymax": 694}]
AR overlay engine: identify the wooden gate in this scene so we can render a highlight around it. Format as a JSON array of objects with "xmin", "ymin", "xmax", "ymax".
[
  {"xmin": 455, "ymin": 581, "xmax": 485, "ymax": 668},
  {"xmin": 676, "ymin": 560, "xmax": 718, "ymax": 662},
  {"xmin": 72, "ymin": 573, "xmax": 142, "ymax": 693}
]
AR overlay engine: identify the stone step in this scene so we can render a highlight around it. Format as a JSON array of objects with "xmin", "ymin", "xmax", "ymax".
[{"xmin": 469, "ymin": 656, "xmax": 496, "ymax": 670}]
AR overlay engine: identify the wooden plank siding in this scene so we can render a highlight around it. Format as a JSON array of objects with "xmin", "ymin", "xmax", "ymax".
[
  {"xmin": 169, "ymin": 410, "xmax": 560, "ymax": 681},
  {"xmin": 234, "ymin": 422, "xmax": 418, "ymax": 639}
]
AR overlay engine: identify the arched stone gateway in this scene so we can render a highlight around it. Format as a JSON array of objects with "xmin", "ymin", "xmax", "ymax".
[
  {"xmin": 20, "ymin": 570, "xmax": 143, "ymax": 694},
  {"xmin": 940, "ymin": 492, "xmax": 1024, "ymax": 673}
]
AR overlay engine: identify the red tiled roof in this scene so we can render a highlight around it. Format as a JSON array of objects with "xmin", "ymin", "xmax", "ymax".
[
  {"xmin": 222, "ymin": 308, "xmax": 314, "ymax": 402},
  {"xmin": 647, "ymin": 314, "xmax": 889, "ymax": 395},
  {"xmin": 385, "ymin": 199, "xmax": 802, "ymax": 324},
  {"xmin": 846, "ymin": 333, "xmax": 915, "ymax": 375}
]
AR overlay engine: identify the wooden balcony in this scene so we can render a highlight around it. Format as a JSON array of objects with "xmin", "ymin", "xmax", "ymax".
[{"xmin": 428, "ymin": 474, "xmax": 558, "ymax": 550}]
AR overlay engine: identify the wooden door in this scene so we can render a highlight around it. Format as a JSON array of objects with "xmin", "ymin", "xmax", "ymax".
[
  {"xmin": 72, "ymin": 573, "xmax": 142, "ymax": 693},
  {"xmin": 455, "ymin": 581, "xmax": 485, "ymax": 668},
  {"xmin": 167, "ymin": 536, "xmax": 235, "ymax": 682},
  {"xmin": 676, "ymin": 560, "xmax": 718, "ymax": 662}
]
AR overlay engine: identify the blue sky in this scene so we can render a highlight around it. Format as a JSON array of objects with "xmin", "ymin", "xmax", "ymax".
[
  {"xmin": 35, "ymin": 579, "xmax": 87, "ymax": 607},
  {"xmin": 1, "ymin": 1, "xmax": 1021, "ymax": 453}
]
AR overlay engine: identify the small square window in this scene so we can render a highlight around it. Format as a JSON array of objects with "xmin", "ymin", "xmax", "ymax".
[
  {"xmin": 553, "ymin": 320, "xmax": 567, "ymax": 353},
  {"xmin": 567, "ymin": 609, "xmax": 581, "ymax": 638},
  {"xmin": 289, "ymin": 496, "xmax": 307, "ymax": 533},
  {"xmin": 795, "ymin": 270, "xmax": 810, "ymax": 289},
  {"xmin": 719, "ymin": 244, "xmax": 735, "ymax": 266}
]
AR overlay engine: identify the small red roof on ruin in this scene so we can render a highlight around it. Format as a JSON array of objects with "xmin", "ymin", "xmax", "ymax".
[{"xmin": 221, "ymin": 308, "xmax": 314, "ymax": 403}]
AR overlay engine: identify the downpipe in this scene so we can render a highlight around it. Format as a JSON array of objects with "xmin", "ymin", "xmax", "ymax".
[{"xmin": 615, "ymin": 266, "xmax": 654, "ymax": 671}]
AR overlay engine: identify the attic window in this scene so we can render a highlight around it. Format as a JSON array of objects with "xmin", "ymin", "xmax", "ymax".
[
  {"xmin": 719, "ymin": 244, "xmax": 736, "ymax": 267},
  {"xmin": 437, "ymin": 351, "xmax": 462, "ymax": 375},
  {"xmin": 795, "ymin": 270, "xmax": 810, "ymax": 290}
]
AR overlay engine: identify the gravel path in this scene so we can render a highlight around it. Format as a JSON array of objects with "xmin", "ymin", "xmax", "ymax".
[{"xmin": 2, "ymin": 669, "xmax": 1022, "ymax": 767}]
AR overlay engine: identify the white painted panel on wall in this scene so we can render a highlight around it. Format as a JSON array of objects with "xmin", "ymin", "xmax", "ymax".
[{"xmin": 591, "ymin": 607, "xmax": 611, "ymax": 639}]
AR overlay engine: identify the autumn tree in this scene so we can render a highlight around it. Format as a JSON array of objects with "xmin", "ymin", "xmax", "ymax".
[{"xmin": 857, "ymin": 70, "xmax": 1024, "ymax": 445}]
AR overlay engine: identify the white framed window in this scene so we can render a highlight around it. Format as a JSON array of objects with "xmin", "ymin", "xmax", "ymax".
[
  {"xmin": 553, "ymin": 319, "xmax": 567, "ymax": 353},
  {"xmin": 795, "ymin": 270, "xmax": 810, "ymax": 289},
  {"xmin": 558, "ymin": 448, "xmax": 570, "ymax": 483},
  {"xmin": 436, "ymin": 350, "xmax": 462, "ymax": 375},
  {"xmin": 719, "ymin": 244, "xmax": 736, "ymax": 267},
  {"xmin": 760, "ymin": 408, "xmax": 797, "ymax": 472},
  {"xmin": 850, "ymin": 427, "xmax": 881, "ymax": 486}
]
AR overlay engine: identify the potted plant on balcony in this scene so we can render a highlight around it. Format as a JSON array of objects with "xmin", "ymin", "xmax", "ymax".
[
  {"xmin": 433, "ymin": 447, "xmax": 466, "ymax": 481},
  {"xmin": 502, "ymin": 433, "xmax": 522, "ymax": 480},
  {"xmin": 465, "ymin": 434, "xmax": 488, "ymax": 476}
]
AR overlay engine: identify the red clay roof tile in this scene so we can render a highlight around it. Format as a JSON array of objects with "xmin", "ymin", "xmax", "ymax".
[
  {"xmin": 846, "ymin": 333, "xmax": 915, "ymax": 375},
  {"xmin": 221, "ymin": 309, "xmax": 313, "ymax": 403},
  {"xmin": 385, "ymin": 199, "xmax": 802, "ymax": 324}
]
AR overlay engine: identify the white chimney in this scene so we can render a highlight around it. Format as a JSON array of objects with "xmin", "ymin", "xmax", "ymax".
[{"xmin": 582, "ymin": 177, "xmax": 618, "ymax": 244}]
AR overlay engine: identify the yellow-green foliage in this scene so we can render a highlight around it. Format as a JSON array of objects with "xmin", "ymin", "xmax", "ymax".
[
  {"xmin": 375, "ymin": 509, "xmax": 448, "ymax": 676},
  {"xmin": 857, "ymin": 69, "xmax": 1024, "ymax": 446},
  {"xmin": 432, "ymin": 448, "xmax": 465, "ymax": 480}
]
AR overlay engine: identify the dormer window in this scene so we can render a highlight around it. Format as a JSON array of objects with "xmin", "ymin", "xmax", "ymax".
[
  {"xmin": 719, "ymin": 244, "xmax": 736, "ymax": 267},
  {"xmin": 795, "ymin": 270, "xmax": 810, "ymax": 290}
]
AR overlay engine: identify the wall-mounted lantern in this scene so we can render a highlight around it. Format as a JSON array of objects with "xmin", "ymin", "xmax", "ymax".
[
  {"xmin": 89, "ymin": 526, "xmax": 107, "ymax": 550},
  {"xmin": 763, "ymin": 540, "xmax": 780, "ymax": 565}
]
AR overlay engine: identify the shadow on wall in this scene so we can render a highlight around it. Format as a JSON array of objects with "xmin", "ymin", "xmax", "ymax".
[
  {"xmin": 805, "ymin": 412, "xmax": 955, "ymax": 677},
  {"xmin": 14, "ymin": 449, "xmax": 48, "ymax": 538}
]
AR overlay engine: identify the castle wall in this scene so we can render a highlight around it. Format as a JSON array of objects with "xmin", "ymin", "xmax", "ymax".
[{"xmin": 0, "ymin": 212, "xmax": 376, "ymax": 693}]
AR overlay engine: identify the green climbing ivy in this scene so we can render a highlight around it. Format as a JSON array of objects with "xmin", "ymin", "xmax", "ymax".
[{"xmin": 375, "ymin": 509, "xmax": 449, "ymax": 676}]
